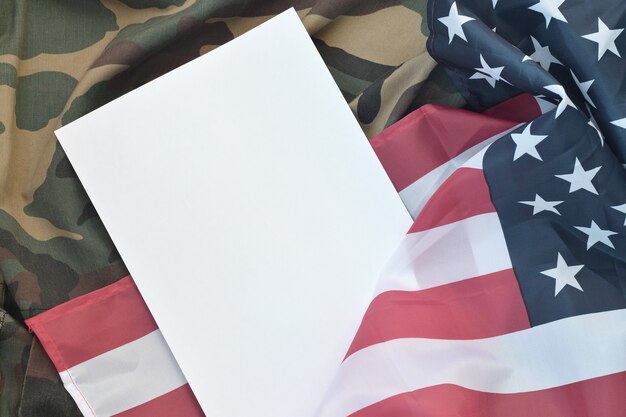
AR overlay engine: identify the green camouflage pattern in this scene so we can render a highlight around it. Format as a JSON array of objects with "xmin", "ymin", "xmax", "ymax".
[{"xmin": 0, "ymin": 1, "xmax": 464, "ymax": 415}]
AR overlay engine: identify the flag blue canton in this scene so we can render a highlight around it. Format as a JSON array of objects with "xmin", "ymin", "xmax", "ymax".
[
  {"xmin": 428, "ymin": 0, "xmax": 626, "ymax": 325},
  {"xmin": 483, "ymin": 108, "xmax": 626, "ymax": 326},
  {"xmin": 427, "ymin": 0, "xmax": 626, "ymax": 164}
]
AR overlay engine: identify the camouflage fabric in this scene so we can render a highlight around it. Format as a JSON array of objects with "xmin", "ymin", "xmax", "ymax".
[{"xmin": 0, "ymin": 1, "xmax": 464, "ymax": 415}]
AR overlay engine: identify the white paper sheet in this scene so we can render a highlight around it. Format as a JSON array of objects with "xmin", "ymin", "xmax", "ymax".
[{"xmin": 56, "ymin": 8, "xmax": 412, "ymax": 417}]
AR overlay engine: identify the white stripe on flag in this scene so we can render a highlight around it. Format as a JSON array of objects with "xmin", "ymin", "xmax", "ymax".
[
  {"xmin": 60, "ymin": 330, "xmax": 187, "ymax": 417},
  {"xmin": 316, "ymin": 309, "xmax": 626, "ymax": 417},
  {"xmin": 398, "ymin": 125, "xmax": 520, "ymax": 218},
  {"xmin": 374, "ymin": 212, "xmax": 512, "ymax": 296},
  {"xmin": 59, "ymin": 371, "xmax": 97, "ymax": 417}
]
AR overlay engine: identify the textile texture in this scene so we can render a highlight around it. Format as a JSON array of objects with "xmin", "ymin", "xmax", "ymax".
[
  {"xmin": 0, "ymin": 1, "xmax": 464, "ymax": 415},
  {"xmin": 316, "ymin": 0, "xmax": 626, "ymax": 414}
]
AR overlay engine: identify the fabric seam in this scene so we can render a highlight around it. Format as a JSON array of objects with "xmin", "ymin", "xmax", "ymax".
[
  {"xmin": 37, "ymin": 324, "xmax": 98, "ymax": 417},
  {"xmin": 26, "ymin": 276, "xmax": 133, "ymax": 327}
]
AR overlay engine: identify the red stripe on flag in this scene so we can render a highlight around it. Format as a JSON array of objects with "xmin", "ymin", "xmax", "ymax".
[
  {"xmin": 113, "ymin": 384, "xmax": 204, "ymax": 417},
  {"xmin": 371, "ymin": 104, "xmax": 519, "ymax": 191},
  {"xmin": 409, "ymin": 167, "xmax": 495, "ymax": 233},
  {"xmin": 345, "ymin": 269, "xmax": 529, "ymax": 358},
  {"xmin": 483, "ymin": 93, "xmax": 543, "ymax": 123},
  {"xmin": 350, "ymin": 371, "xmax": 626, "ymax": 417},
  {"xmin": 25, "ymin": 276, "xmax": 157, "ymax": 370}
]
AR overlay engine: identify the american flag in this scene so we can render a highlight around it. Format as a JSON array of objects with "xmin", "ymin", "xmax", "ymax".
[
  {"xmin": 316, "ymin": 0, "xmax": 626, "ymax": 414},
  {"xmin": 26, "ymin": 276, "xmax": 205, "ymax": 417}
]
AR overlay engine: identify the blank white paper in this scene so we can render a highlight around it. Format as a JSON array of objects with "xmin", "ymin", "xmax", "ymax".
[{"xmin": 56, "ymin": 8, "xmax": 412, "ymax": 417}]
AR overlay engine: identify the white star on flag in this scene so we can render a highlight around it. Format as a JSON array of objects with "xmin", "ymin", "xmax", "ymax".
[
  {"xmin": 528, "ymin": 0, "xmax": 568, "ymax": 28},
  {"xmin": 529, "ymin": 36, "xmax": 562, "ymax": 70},
  {"xmin": 612, "ymin": 204, "xmax": 626, "ymax": 226},
  {"xmin": 555, "ymin": 157, "xmax": 601, "ymax": 194},
  {"xmin": 492, "ymin": 0, "xmax": 498, "ymax": 8},
  {"xmin": 582, "ymin": 18, "xmax": 624, "ymax": 60},
  {"xmin": 543, "ymin": 84, "xmax": 577, "ymax": 118},
  {"xmin": 570, "ymin": 70, "xmax": 596, "ymax": 108},
  {"xmin": 470, "ymin": 54, "xmax": 505, "ymax": 87},
  {"xmin": 610, "ymin": 118, "xmax": 626, "ymax": 129},
  {"xmin": 519, "ymin": 194, "xmax": 563, "ymax": 215},
  {"xmin": 540, "ymin": 252, "xmax": 584, "ymax": 296},
  {"xmin": 470, "ymin": 72, "xmax": 497, "ymax": 87},
  {"xmin": 575, "ymin": 220, "xmax": 618, "ymax": 250},
  {"xmin": 438, "ymin": 2, "xmax": 475, "ymax": 44},
  {"xmin": 511, "ymin": 122, "xmax": 548, "ymax": 161}
]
